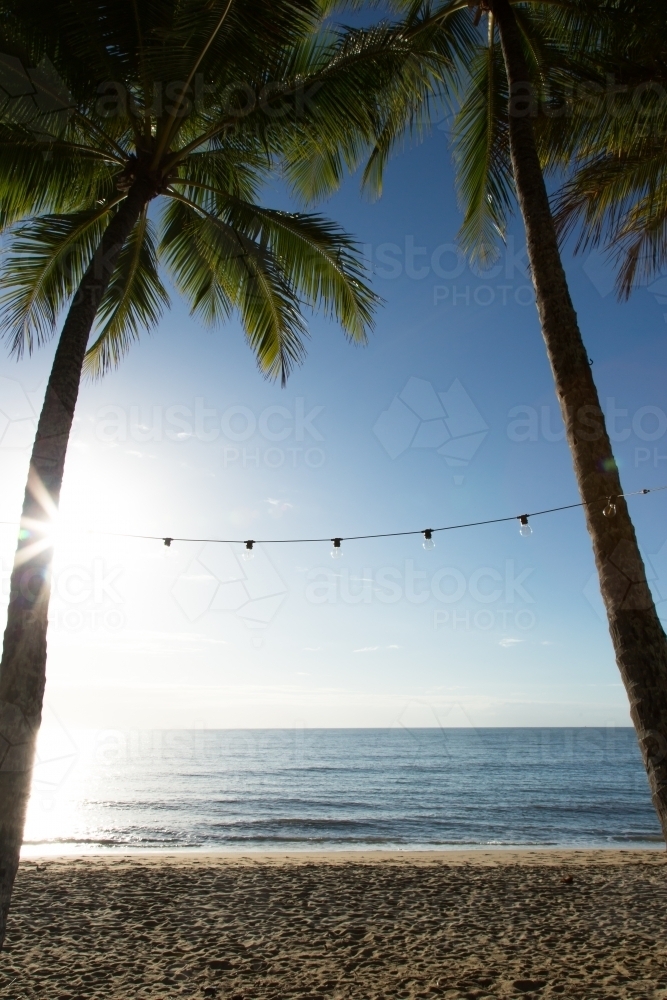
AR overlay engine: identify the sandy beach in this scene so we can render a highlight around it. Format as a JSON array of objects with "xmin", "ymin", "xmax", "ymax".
[{"xmin": 1, "ymin": 849, "xmax": 666, "ymax": 999}]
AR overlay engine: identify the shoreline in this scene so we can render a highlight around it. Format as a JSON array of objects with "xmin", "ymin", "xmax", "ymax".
[{"xmin": 18, "ymin": 843, "xmax": 666, "ymax": 862}]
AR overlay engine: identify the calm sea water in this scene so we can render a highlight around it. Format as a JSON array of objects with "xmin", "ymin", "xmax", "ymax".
[{"xmin": 23, "ymin": 728, "xmax": 663, "ymax": 854}]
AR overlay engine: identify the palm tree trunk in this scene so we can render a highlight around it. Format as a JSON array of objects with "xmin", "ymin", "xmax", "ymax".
[
  {"xmin": 489, "ymin": 0, "xmax": 667, "ymax": 840},
  {"xmin": 0, "ymin": 179, "xmax": 154, "ymax": 949}
]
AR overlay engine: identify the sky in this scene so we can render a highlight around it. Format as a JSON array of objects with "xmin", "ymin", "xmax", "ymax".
[{"xmin": 2, "ymin": 120, "xmax": 667, "ymax": 733}]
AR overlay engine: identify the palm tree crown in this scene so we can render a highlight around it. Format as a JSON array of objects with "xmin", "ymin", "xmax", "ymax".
[
  {"xmin": 0, "ymin": 0, "xmax": 394, "ymax": 383},
  {"xmin": 544, "ymin": 0, "xmax": 667, "ymax": 297}
]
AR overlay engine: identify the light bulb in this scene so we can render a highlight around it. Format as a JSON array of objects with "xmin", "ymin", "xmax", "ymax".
[
  {"xmin": 331, "ymin": 538, "xmax": 342, "ymax": 559},
  {"xmin": 162, "ymin": 537, "xmax": 176, "ymax": 559},
  {"xmin": 603, "ymin": 498, "xmax": 617, "ymax": 518},
  {"xmin": 422, "ymin": 529, "xmax": 435, "ymax": 551},
  {"xmin": 243, "ymin": 540, "xmax": 255, "ymax": 561},
  {"xmin": 519, "ymin": 515, "xmax": 532, "ymax": 537}
]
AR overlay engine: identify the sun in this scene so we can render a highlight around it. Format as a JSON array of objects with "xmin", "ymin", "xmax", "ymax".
[{"xmin": 13, "ymin": 470, "xmax": 73, "ymax": 568}]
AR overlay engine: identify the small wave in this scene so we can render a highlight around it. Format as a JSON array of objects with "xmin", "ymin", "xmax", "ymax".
[{"xmin": 23, "ymin": 729, "xmax": 662, "ymax": 851}]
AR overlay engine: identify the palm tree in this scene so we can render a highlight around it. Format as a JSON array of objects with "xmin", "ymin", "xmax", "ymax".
[
  {"xmin": 0, "ymin": 0, "xmax": 475, "ymax": 944},
  {"xmin": 543, "ymin": 0, "xmax": 667, "ymax": 296},
  {"xmin": 460, "ymin": 4, "xmax": 667, "ymax": 847},
  {"xmin": 287, "ymin": 0, "xmax": 667, "ymax": 839},
  {"xmin": 453, "ymin": 0, "xmax": 667, "ymax": 839}
]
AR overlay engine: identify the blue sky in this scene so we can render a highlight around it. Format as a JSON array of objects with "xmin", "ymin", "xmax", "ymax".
[{"xmin": 2, "ymin": 123, "xmax": 667, "ymax": 731}]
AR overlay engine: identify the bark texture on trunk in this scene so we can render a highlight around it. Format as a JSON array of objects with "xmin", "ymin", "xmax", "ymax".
[
  {"xmin": 0, "ymin": 181, "xmax": 152, "ymax": 949},
  {"xmin": 490, "ymin": 0, "xmax": 667, "ymax": 839}
]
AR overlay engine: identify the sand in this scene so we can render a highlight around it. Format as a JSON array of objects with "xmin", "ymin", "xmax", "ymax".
[{"xmin": 1, "ymin": 849, "xmax": 666, "ymax": 999}]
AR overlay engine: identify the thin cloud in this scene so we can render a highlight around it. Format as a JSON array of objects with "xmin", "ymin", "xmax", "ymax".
[
  {"xmin": 267, "ymin": 498, "xmax": 293, "ymax": 518},
  {"xmin": 353, "ymin": 645, "xmax": 399, "ymax": 653}
]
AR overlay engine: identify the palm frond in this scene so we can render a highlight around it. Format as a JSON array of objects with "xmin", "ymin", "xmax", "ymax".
[
  {"xmin": 543, "ymin": 0, "xmax": 667, "ymax": 295},
  {"xmin": 0, "ymin": 205, "xmax": 115, "ymax": 354},
  {"xmin": 614, "ymin": 189, "xmax": 667, "ymax": 297},
  {"xmin": 452, "ymin": 24, "xmax": 513, "ymax": 265},
  {"xmin": 222, "ymin": 197, "xmax": 378, "ymax": 340},
  {"xmin": 0, "ymin": 132, "xmax": 120, "ymax": 227},
  {"xmin": 159, "ymin": 196, "xmax": 235, "ymax": 328},
  {"xmin": 84, "ymin": 211, "xmax": 169, "ymax": 376},
  {"xmin": 281, "ymin": 9, "xmax": 477, "ymax": 204},
  {"xmin": 1, "ymin": 0, "xmax": 428, "ymax": 382},
  {"xmin": 160, "ymin": 194, "xmax": 309, "ymax": 383}
]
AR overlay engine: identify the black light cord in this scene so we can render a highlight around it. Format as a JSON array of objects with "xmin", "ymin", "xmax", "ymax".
[{"xmin": 2, "ymin": 485, "xmax": 661, "ymax": 547}]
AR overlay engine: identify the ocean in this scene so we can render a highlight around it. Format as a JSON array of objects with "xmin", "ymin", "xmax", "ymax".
[{"xmin": 23, "ymin": 727, "xmax": 663, "ymax": 854}]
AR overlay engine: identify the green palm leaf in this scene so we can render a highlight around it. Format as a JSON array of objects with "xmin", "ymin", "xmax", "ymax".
[
  {"xmin": 0, "ymin": 205, "xmax": 116, "ymax": 354},
  {"xmin": 452, "ymin": 19, "xmax": 513, "ymax": 266},
  {"xmin": 221, "ymin": 198, "xmax": 378, "ymax": 341},
  {"xmin": 158, "ymin": 196, "xmax": 235, "ymax": 328},
  {"xmin": 542, "ymin": 0, "xmax": 667, "ymax": 296},
  {"xmin": 0, "ymin": 0, "xmax": 394, "ymax": 382},
  {"xmin": 160, "ymin": 195, "xmax": 309, "ymax": 384},
  {"xmin": 84, "ymin": 211, "xmax": 170, "ymax": 376}
]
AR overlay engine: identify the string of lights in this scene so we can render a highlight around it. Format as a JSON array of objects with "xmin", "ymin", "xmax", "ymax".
[{"xmin": 1, "ymin": 484, "xmax": 665, "ymax": 560}]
